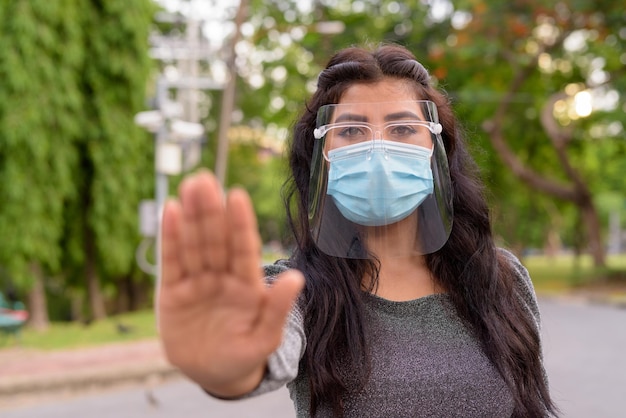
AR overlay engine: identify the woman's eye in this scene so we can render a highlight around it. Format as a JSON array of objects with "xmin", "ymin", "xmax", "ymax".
[
  {"xmin": 339, "ymin": 126, "xmax": 366, "ymax": 138},
  {"xmin": 390, "ymin": 125, "xmax": 417, "ymax": 136}
]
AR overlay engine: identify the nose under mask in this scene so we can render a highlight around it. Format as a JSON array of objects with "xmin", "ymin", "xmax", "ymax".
[{"xmin": 326, "ymin": 140, "xmax": 434, "ymax": 227}]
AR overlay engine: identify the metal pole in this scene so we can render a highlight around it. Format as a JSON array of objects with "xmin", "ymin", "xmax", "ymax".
[
  {"xmin": 181, "ymin": 18, "xmax": 202, "ymax": 170},
  {"xmin": 155, "ymin": 77, "xmax": 169, "ymax": 285}
]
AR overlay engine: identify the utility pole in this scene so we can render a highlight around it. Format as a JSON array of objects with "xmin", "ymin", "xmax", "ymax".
[{"xmin": 135, "ymin": 11, "xmax": 225, "ymax": 281}]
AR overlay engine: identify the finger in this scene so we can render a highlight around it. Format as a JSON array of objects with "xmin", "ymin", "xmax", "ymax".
[
  {"xmin": 193, "ymin": 172, "xmax": 229, "ymax": 272},
  {"xmin": 226, "ymin": 188, "xmax": 263, "ymax": 285},
  {"xmin": 254, "ymin": 270, "xmax": 305, "ymax": 349},
  {"xmin": 179, "ymin": 175, "xmax": 206, "ymax": 276},
  {"xmin": 161, "ymin": 199, "xmax": 184, "ymax": 286}
]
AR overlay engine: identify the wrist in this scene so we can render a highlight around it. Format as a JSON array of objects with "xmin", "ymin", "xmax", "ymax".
[{"xmin": 195, "ymin": 364, "xmax": 267, "ymax": 399}]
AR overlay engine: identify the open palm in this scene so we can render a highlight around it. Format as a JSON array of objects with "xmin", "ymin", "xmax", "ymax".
[{"xmin": 157, "ymin": 171, "xmax": 303, "ymax": 397}]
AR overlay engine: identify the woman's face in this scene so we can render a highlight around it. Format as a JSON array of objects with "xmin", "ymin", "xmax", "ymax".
[{"xmin": 308, "ymin": 78, "xmax": 453, "ymax": 258}]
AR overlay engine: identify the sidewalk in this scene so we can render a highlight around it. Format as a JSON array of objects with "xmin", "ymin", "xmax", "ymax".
[{"xmin": 0, "ymin": 339, "xmax": 179, "ymax": 409}]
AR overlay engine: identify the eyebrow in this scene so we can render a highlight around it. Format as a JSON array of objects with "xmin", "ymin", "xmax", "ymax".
[{"xmin": 384, "ymin": 111, "xmax": 423, "ymax": 121}]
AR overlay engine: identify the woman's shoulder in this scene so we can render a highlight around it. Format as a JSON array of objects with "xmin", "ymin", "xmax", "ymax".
[
  {"xmin": 263, "ymin": 259, "xmax": 292, "ymax": 278},
  {"xmin": 263, "ymin": 259, "xmax": 305, "ymax": 319},
  {"xmin": 497, "ymin": 247, "xmax": 542, "ymax": 330}
]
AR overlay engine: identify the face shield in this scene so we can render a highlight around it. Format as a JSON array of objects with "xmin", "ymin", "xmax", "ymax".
[{"xmin": 308, "ymin": 101, "xmax": 453, "ymax": 259}]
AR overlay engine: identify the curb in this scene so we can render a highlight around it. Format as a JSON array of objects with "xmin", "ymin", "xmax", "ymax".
[
  {"xmin": 0, "ymin": 360, "xmax": 179, "ymax": 399},
  {"xmin": 0, "ymin": 340, "xmax": 181, "ymax": 409}
]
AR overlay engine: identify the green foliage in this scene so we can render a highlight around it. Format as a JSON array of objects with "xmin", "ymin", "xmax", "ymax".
[
  {"xmin": 438, "ymin": 0, "xmax": 625, "ymax": 253},
  {"xmin": 0, "ymin": 1, "xmax": 156, "ymax": 318},
  {"xmin": 77, "ymin": 0, "xmax": 155, "ymax": 279},
  {"xmin": 0, "ymin": 1, "xmax": 83, "ymax": 282}
]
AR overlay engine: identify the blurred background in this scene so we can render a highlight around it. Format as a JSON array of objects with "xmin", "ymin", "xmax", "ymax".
[{"xmin": 0, "ymin": 0, "xmax": 624, "ymax": 412}]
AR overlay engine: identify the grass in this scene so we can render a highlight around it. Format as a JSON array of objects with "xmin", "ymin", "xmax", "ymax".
[
  {"xmin": 2, "ymin": 309, "xmax": 158, "ymax": 351},
  {"xmin": 524, "ymin": 253, "xmax": 626, "ymax": 294},
  {"xmin": 3, "ymin": 253, "xmax": 625, "ymax": 351}
]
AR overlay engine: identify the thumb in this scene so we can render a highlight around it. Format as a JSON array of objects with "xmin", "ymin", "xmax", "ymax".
[{"xmin": 254, "ymin": 269, "xmax": 305, "ymax": 348}]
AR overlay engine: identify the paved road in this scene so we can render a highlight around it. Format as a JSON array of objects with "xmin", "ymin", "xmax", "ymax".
[
  {"xmin": 0, "ymin": 379, "xmax": 294, "ymax": 418},
  {"xmin": 2, "ymin": 298, "xmax": 625, "ymax": 418},
  {"xmin": 540, "ymin": 298, "xmax": 626, "ymax": 418}
]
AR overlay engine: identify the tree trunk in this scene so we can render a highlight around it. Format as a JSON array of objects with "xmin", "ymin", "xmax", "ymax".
[
  {"xmin": 27, "ymin": 263, "xmax": 49, "ymax": 331},
  {"xmin": 113, "ymin": 276, "xmax": 136, "ymax": 313},
  {"xmin": 580, "ymin": 197, "xmax": 605, "ymax": 267},
  {"xmin": 544, "ymin": 228, "xmax": 562, "ymax": 258},
  {"xmin": 70, "ymin": 290, "xmax": 83, "ymax": 322},
  {"xmin": 214, "ymin": 0, "xmax": 248, "ymax": 184},
  {"xmin": 86, "ymin": 260, "xmax": 106, "ymax": 320},
  {"xmin": 125, "ymin": 276, "xmax": 137, "ymax": 311},
  {"xmin": 85, "ymin": 230, "xmax": 107, "ymax": 320}
]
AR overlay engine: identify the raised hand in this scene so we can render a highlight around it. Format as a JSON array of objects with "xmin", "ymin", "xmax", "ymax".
[{"xmin": 157, "ymin": 171, "xmax": 304, "ymax": 397}]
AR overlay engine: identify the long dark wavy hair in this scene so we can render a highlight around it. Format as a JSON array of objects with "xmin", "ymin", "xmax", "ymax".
[{"xmin": 282, "ymin": 44, "xmax": 557, "ymax": 417}]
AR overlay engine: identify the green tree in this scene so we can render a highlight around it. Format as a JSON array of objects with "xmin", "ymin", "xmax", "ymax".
[
  {"xmin": 0, "ymin": 0, "xmax": 155, "ymax": 327},
  {"xmin": 0, "ymin": 1, "xmax": 84, "ymax": 330},
  {"xmin": 65, "ymin": 0, "xmax": 155, "ymax": 320},
  {"xmin": 429, "ymin": 0, "xmax": 625, "ymax": 266}
]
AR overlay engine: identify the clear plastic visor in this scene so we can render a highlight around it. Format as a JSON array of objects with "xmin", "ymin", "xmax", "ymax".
[{"xmin": 308, "ymin": 101, "xmax": 453, "ymax": 259}]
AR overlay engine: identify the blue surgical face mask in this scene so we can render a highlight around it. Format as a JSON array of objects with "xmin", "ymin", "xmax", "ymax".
[{"xmin": 326, "ymin": 140, "xmax": 434, "ymax": 227}]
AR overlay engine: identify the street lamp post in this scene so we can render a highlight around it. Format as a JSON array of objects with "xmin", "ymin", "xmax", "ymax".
[
  {"xmin": 135, "ymin": 7, "xmax": 226, "ymax": 282},
  {"xmin": 134, "ymin": 75, "xmax": 214, "ymax": 283}
]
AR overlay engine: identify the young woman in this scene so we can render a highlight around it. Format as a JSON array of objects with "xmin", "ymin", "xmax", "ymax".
[{"xmin": 158, "ymin": 44, "xmax": 558, "ymax": 417}]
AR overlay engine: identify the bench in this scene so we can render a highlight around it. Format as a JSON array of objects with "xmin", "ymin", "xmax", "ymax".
[{"xmin": 0, "ymin": 292, "xmax": 28, "ymax": 341}]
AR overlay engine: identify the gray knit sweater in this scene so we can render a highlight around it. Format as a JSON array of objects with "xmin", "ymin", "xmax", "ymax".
[{"xmin": 244, "ymin": 249, "xmax": 542, "ymax": 417}]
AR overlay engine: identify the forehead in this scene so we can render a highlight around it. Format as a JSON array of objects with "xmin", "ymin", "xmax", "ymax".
[
  {"xmin": 339, "ymin": 79, "xmax": 419, "ymax": 105},
  {"xmin": 334, "ymin": 79, "xmax": 424, "ymax": 119}
]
